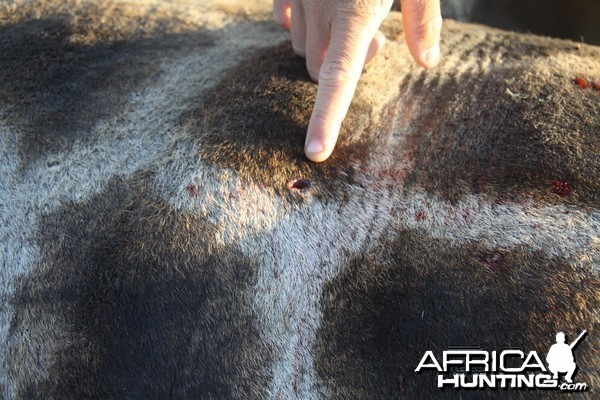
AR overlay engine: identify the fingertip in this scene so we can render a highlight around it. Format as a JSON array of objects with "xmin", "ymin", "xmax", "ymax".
[
  {"xmin": 307, "ymin": 66, "xmax": 318, "ymax": 82},
  {"xmin": 294, "ymin": 45, "xmax": 306, "ymax": 58},
  {"xmin": 305, "ymin": 121, "xmax": 338, "ymax": 162},
  {"xmin": 406, "ymin": 25, "xmax": 442, "ymax": 69},
  {"xmin": 401, "ymin": 0, "xmax": 442, "ymax": 68},
  {"xmin": 305, "ymin": 139, "xmax": 328, "ymax": 162},
  {"xmin": 273, "ymin": 0, "xmax": 291, "ymax": 31},
  {"xmin": 282, "ymin": 7, "xmax": 292, "ymax": 31},
  {"xmin": 374, "ymin": 30, "xmax": 386, "ymax": 48},
  {"xmin": 421, "ymin": 42, "xmax": 440, "ymax": 68},
  {"xmin": 365, "ymin": 30, "xmax": 386, "ymax": 64}
]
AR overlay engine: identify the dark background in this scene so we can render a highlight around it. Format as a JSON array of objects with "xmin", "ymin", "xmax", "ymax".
[{"xmin": 393, "ymin": 0, "xmax": 600, "ymax": 45}]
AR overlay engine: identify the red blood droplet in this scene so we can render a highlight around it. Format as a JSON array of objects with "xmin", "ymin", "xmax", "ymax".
[
  {"xmin": 414, "ymin": 208, "xmax": 427, "ymax": 222},
  {"xmin": 593, "ymin": 82, "xmax": 600, "ymax": 91},
  {"xmin": 288, "ymin": 178, "xmax": 312, "ymax": 191},
  {"xmin": 186, "ymin": 184, "xmax": 199, "ymax": 198},
  {"xmin": 574, "ymin": 77, "xmax": 589, "ymax": 88},
  {"xmin": 552, "ymin": 180, "xmax": 571, "ymax": 196},
  {"xmin": 482, "ymin": 251, "xmax": 504, "ymax": 270}
]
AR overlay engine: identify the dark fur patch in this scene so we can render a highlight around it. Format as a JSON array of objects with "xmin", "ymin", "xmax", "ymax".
[
  {"xmin": 8, "ymin": 173, "xmax": 272, "ymax": 399},
  {"xmin": 384, "ymin": 29, "xmax": 600, "ymax": 208},
  {"xmin": 0, "ymin": 15, "xmax": 214, "ymax": 168},
  {"xmin": 182, "ymin": 42, "xmax": 378, "ymax": 202},
  {"xmin": 183, "ymin": 27, "xmax": 599, "ymax": 208},
  {"xmin": 315, "ymin": 230, "xmax": 599, "ymax": 399}
]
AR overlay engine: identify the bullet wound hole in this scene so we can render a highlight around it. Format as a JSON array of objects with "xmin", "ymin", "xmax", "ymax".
[
  {"xmin": 288, "ymin": 178, "xmax": 311, "ymax": 191},
  {"xmin": 552, "ymin": 180, "xmax": 571, "ymax": 196},
  {"xmin": 186, "ymin": 184, "xmax": 199, "ymax": 198}
]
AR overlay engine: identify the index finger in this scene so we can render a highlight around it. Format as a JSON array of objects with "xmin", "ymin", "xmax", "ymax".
[{"xmin": 304, "ymin": 15, "xmax": 377, "ymax": 162}]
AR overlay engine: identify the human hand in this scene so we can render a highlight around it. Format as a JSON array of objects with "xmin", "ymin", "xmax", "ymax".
[{"xmin": 273, "ymin": 0, "xmax": 442, "ymax": 162}]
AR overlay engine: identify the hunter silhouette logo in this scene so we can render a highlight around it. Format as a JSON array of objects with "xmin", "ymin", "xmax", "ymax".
[
  {"xmin": 415, "ymin": 330, "xmax": 589, "ymax": 392},
  {"xmin": 546, "ymin": 330, "xmax": 587, "ymax": 383}
]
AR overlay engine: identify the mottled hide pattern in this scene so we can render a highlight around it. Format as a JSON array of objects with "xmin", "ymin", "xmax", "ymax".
[{"xmin": 0, "ymin": 1, "xmax": 598, "ymax": 399}]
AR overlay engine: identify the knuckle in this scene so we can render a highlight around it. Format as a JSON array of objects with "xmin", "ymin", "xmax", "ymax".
[
  {"xmin": 334, "ymin": 0, "xmax": 394, "ymax": 21},
  {"xmin": 334, "ymin": 9, "xmax": 375, "ymax": 26},
  {"xmin": 412, "ymin": 14, "xmax": 443, "ymax": 39},
  {"xmin": 318, "ymin": 59, "xmax": 354, "ymax": 85}
]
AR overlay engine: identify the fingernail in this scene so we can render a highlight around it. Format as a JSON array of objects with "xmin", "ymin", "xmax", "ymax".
[
  {"xmin": 305, "ymin": 139, "xmax": 324, "ymax": 155},
  {"xmin": 423, "ymin": 43, "xmax": 440, "ymax": 67}
]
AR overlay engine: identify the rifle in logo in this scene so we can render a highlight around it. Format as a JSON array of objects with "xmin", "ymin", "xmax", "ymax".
[{"xmin": 546, "ymin": 330, "xmax": 587, "ymax": 383}]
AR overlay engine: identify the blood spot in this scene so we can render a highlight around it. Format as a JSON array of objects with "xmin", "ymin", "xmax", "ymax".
[
  {"xmin": 186, "ymin": 184, "xmax": 199, "ymax": 198},
  {"xmin": 574, "ymin": 77, "xmax": 589, "ymax": 88},
  {"xmin": 288, "ymin": 178, "xmax": 312, "ymax": 191},
  {"xmin": 482, "ymin": 251, "xmax": 504, "ymax": 270},
  {"xmin": 593, "ymin": 82, "xmax": 600, "ymax": 91},
  {"xmin": 552, "ymin": 180, "xmax": 571, "ymax": 196},
  {"xmin": 397, "ymin": 371, "xmax": 406, "ymax": 393},
  {"xmin": 414, "ymin": 208, "xmax": 427, "ymax": 222}
]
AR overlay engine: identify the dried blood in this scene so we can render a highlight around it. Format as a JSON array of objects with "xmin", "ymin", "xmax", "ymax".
[{"xmin": 574, "ymin": 77, "xmax": 589, "ymax": 88}]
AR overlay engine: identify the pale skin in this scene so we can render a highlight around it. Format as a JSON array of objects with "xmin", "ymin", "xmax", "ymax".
[{"xmin": 273, "ymin": 0, "xmax": 442, "ymax": 162}]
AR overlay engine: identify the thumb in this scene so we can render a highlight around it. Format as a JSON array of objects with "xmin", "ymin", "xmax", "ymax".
[{"xmin": 400, "ymin": 0, "xmax": 442, "ymax": 68}]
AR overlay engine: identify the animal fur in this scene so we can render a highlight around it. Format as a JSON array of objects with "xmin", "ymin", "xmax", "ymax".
[{"xmin": 0, "ymin": 1, "xmax": 598, "ymax": 399}]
